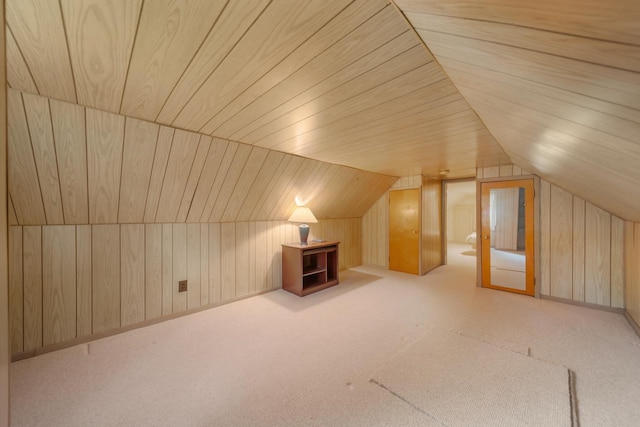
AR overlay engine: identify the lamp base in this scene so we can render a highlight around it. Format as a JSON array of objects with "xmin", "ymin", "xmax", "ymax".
[{"xmin": 298, "ymin": 224, "xmax": 310, "ymax": 245}]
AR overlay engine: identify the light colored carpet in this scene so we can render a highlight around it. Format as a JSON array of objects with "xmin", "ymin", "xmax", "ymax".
[
  {"xmin": 9, "ymin": 243, "xmax": 640, "ymax": 426},
  {"xmin": 372, "ymin": 328, "xmax": 572, "ymax": 426}
]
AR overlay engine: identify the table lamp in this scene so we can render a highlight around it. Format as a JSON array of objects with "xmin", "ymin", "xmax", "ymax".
[{"xmin": 288, "ymin": 206, "xmax": 317, "ymax": 245}]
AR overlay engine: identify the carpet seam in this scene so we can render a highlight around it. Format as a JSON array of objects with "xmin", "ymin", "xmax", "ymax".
[
  {"xmin": 369, "ymin": 378, "xmax": 447, "ymax": 426},
  {"xmin": 568, "ymin": 369, "xmax": 581, "ymax": 427}
]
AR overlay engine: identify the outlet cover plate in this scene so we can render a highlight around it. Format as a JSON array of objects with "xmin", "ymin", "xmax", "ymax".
[{"xmin": 178, "ymin": 280, "xmax": 187, "ymax": 292}]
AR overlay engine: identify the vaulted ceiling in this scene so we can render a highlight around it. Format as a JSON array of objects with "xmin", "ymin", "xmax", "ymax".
[{"xmin": 5, "ymin": 0, "xmax": 640, "ymax": 222}]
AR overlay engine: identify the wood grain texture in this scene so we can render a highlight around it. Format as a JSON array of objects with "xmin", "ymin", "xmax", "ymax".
[
  {"xmin": 119, "ymin": 118, "xmax": 159, "ymax": 223},
  {"xmin": 5, "ymin": 27, "xmax": 37, "ymax": 92},
  {"xmin": 172, "ymin": 1, "xmax": 350, "ymax": 131},
  {"xmin": 221, "ymin": 147, "xmax": 269, "ymax": 222},
  {"xmin": 610, "ymin": 216, "xmax": 624, "ymax": 309},
  {"xmin": 208, "ymin": 223, "xmax": 221, "ymax": 303},
  {"xmin": 628, "ymin": 223, "xmax": 640, "ymax": 325},
  {"xmin": 539, "ymin": 180, "xmax": 551, "ymax": 296},
  {"xmin": 8, "ymin": 198, "xmax": 18, "ymax": 226},
  {"xmin": 155, "ymin": 130, "xmax": 200, "ymax": 223},
  {"xmin": 42, "ymin": 226, "xmax": 76, "ymax": 346},
  {"xmin": 201, "ymin": 0, "xmax": 394, "ymax": 135},
  {"xmin": 76, "ymin": 225, "xmax": 92, "ymax": 337},
  {"xmin": 22, "ymin": 93, "xmax": 64, "ymax": 224},
  {"xmin": 186, "ymin": 224, "xmax": 201, "ymax": 310},
  {"xmin": 120, "ymin": 224, "xmax": 145, "ymax": 327},
  {"xmin": 60, "ymin": 0, "xmax": 141, "ymax": 111},
  {"xmin": 22, "ymin": 226, "xmax": 42, "ymax": 351},
  {"xmin": 200, "ymin": 224, "xmax": 209, "ymax": 306},
  {"xmin": 585, "ymin": 203, "xmax": 611, "ymax": 306},
  {"xmin": 120, "ymin": 0, "xmax": 226, "ymax": 120},
  {"xmin": 86, "ymin": 109, "xmax": 124, "ymax": 223},
  {"xmin": 1, "ymin": 13, "xmax": 10, "ymax": 416},
  {"xmin": 397, "ymin": 0, "xmax": 640, "ymax": 45},
  {"xmin": 7, "ymin": 89, "xmax": 46, "ymax": 224},
  {"xmin": 185, "ymin": 138, "xmax": 228, "ymax": 223},
  {"xmin": 92, "ymin": 225, "xmax": 120, "ymax": 333},
  {"xmin": 9, "ymin": 226, "xmax": 23, "ymax": 353},
  {"xmin": 208, "ymin": 145, "xmax": 253, "ymax": 223},
  {"xmin": 161, "ymin": 223, "xmax": 173, "ymax": 315},
  {"xmin": 49, "ymin": 99, "xmax": 88, "ymax": 224},
  {"xmin": 156, "ymin": 0, "xmax": 270, "ymax": 124},
  {"xmin": 172, "ymin": 224, "xmax": 187, "ymax": 313},
  {"xmin": 6, "ymin": 0, "xmax": 76, "ymax": 102},
  {"xmin": 221, "ymin": 223, "xmax": 236, "ymax": 300},
  {"xmin": 176, "ymin": 136, "xmax": 211, "ymax": 223},
  {"xmin": 549, "ymin": 185, "xmax": 573, "ymax": 299},
  {"xmin": 572, "ymin": 197, "xmax": 586, "ymax": 302},
  {"xmin": 144, "ymin": 126, "xmax": 174, "ymax": 223},
  {"xmin": 145, "ymin": 224, "xmax": 162, "ymax": 320},
  {"xmin": 235, "ymin": 222, "xmax": 250, "ymax": 297}
]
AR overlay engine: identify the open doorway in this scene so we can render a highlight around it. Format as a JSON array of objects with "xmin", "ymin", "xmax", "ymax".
[{"xmin": 444, "ymin": 180, "xmax": 477, "ymax": 268}]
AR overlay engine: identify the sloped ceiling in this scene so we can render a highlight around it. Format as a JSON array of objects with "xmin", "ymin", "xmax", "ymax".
[
  {"xmin": 5, "ymin": 0, "xmax": 509, "ymax": 183},
  {"xmin": 7, "ymin": 0, "xmax": 639, "ymax": 223},
  {"xmin": 396, "ymin": 0, "xmax": 640, "ymax": 222}
]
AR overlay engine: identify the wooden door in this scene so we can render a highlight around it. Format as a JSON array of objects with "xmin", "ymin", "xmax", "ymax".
[
  {"xmin": 389, "ymin": 189, "xmax": 420, "ymax": 274},
  {"xmin": 480, "ymin": 180, "xmax": 534, "ymax": 296}
]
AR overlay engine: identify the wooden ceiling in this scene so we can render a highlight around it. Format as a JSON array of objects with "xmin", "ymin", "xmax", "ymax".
[
  {"xmin": 396, "ymin": 0, "xmax": 640, "ymax": 222},
  {"xmin": 5, "ymin": 0, "xmax": 509, "ymax": 182},
  {"xmin": 6, "ymin": 0, "xmax": 640, "ymax": 222}
]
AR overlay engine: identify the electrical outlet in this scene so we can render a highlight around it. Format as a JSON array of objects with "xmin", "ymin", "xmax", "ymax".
[{"xmin": 178, "ymin": 280, "xmax": 187, "ymax": 292}]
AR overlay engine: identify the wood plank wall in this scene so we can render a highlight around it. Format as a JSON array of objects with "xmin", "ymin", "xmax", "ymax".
[
  {"xmin": 362, "ymin": 175, "xmax": 442, "ymax": 272},
  {"xmin": 0, "ymin": 0, "xmax": 10, "ymax": 421},
  {"xmin": 7, "ymin": 89, "xmax": 396, "ymax": 226},
  {"xmin": 625, "ymin": 222, "xmax": 640, "ymax": 329},
  {"xmin": 478, "ymin": 165, "xmax": 625, "ymax": 309},
  {"xmin": 8, "ymin": 219, "xmax": 361, "ymax": 357}
]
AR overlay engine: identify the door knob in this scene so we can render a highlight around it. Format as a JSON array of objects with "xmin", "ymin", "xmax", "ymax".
[{"xmin": 483, "ymin": 236, "xmax": 489, "ymax": 240}]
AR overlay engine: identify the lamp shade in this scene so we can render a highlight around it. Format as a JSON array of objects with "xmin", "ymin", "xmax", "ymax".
[{"xmin": 288, "ymin": 206, "xmax": 317, "ymax": 224}]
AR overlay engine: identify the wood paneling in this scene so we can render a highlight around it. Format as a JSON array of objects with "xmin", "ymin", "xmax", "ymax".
[
  {"xmin": 118, "ymin": 119, "xmax": 159, "ymax": 223},
  {"xmin": 7, "ymin": 1, "xmax": 509, "ymax": 180},
  {"xmin": 187, "ymin": 224, "xmax": 201, "ymax": 310},
  {"xmin": 60, "ymin": 0, "xmax": 141, "ymax": 111},
  {"xmin": 572, "ymin": 198, "xmax": 586, "ymax": 302},
  {"xmin": 400, "ymin": 3, "xmax": 640, "ymax": 222},
  {"xmin": 50, "ymin": 99, "xmax": 88, "ymax": 224},
  {"xmin": 6, "ymin": 0, "xmax": 76, "ymax": 102},
  {"xmin": 626, "ymin": 223, "xmax": 640, "ymax": 326},
  {"xmin": 120, "ymin": 224, "xmax": 145, "ymax": 326},
  {"xmin": 162, "ymin": 224, "xmax": 173, "ymax": 315},
  {"xmin": 5, "ymin": 27, "xmax": 37, "ymax": 93},
  {"xmin": 9, "ymin": 226, "xmax": 23, "ymax": 354},
  {"xmin": 585, "ymin": 203, "xmax": 611, "ymax": 306},
  {"xmin": 7, "ymin": 90, "xmax": 46, "ymax": 224},
  {"xmin": 172, "ymin": 224, "xmax": 187, "ymax": 313},
  {"xmin": 86, "ymin": 109, "xmax": 124, "ymax": 223},
  {"xmin": 10, "ymin": 91, "xmax": 395, "ymax": 227},
  {"xmin": 42, "ymin": 226, "xmax": 76, "ymax": 346},
  {"xmin": 120, "ymin": 0, "xmax": 227, "ymax": 121},
  {"xmin": 220, "ymin": 223, "xmax": 236, "ymax": 300},
  {"xmin": 22, "ymin": 93, "xmax": 64, "ymax": 224},
  {"xmin": 92, "ymin": 225, "xmax": 120, "ymax": 333},
  {"xmin": 0, "ymin": 7, "xmax": 8, "ymax": 417},
  {"xmin": 145, "ymin": 224, "xmax": 163, "ymax": 321},
  {"xmin": 610, "ymin": 217, "xmax": 625, "ymax": 309},
  {"xmin": 155, "ymin": 131, "xmax": 200, "ymax": 223},
  {"xmin": 22, "ymin": 226, "xmax": 42, "ymax": 351},
  {"xmin": 144, "ymin": 127, "xmax": 174, "ymax": 223},
  {"xmin": 550, "ymin": 185, "xmax": 573, "ymax": 299},
  {"xmin": 76, "ymin": 225, "xmax": 92, "ymax": 337}
]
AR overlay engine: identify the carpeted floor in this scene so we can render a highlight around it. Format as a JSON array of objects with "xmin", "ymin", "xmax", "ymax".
[{"xmin": 9, "ymin": 243, "xmax": 640, "ymax": 426}]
